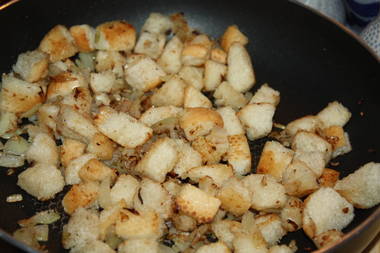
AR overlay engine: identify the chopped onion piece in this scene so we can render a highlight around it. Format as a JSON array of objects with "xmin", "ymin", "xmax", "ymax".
[
  {"xmin": 18, "ymin": 210, "xmax": 60, "ymax": 227},
  {"xmin": 13, "ymin": 227, "xmax": 40, "ymax": 249},
  {"xmin": 4, "ymin": 136, "xmax": 30, "ymax": 155},
  {"xmin": 0, "ymin": 152, "xmax": 25, "ymax": 167},
  {"xmin": 6, "ymin": 194, "xmax": 23, "ymax": 203},
  {"xmin": 34, "ymin": 225, "xmax": 49, "ymax": 242}
]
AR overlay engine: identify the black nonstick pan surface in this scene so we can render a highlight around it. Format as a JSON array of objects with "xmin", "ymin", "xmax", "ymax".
[{"xmin": 0, "ymin": 0, "xmax": 379, "ymax": 252}]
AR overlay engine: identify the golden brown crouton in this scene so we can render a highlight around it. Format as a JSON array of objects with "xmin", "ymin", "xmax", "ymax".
[
  {"xmin": 210, "ymin": 48, "xmax": 227, "ymax": 64},
  {"xmin": 61, "ymin": 87, "xmax": 93, "ymax": 117},
  {"xmin": 322, "ymin": 125, "xmax": 352, "ymax": 158},
  {"xmin": 69, "ymin": 25, "xmax": 95, "ymax": 52},
  {"xmin": 184, "ymin": 85, "xmax": 212, "ymax": 108},
  {"xmin": 182, "ymin": 34, "xmax": 212, "ymax": 66},
  {"xmin": 65, "ymin": 153, "xmax": 96, "ymax": 185},
  {"xmin": 204, "ymin": 60, "xmax": 227, "ymax": 91},
  {"xmin": 157, "ymin": 36, "xmax": 184, "ymax": 74},
  {"xmin": 110, "ymin": 174, "xmax": 140, "ymax": 208},
  {"xmin": 227, "ymin": 134, "xmax": 251, "ymax": 176},
  {"xmin": 139, "ymin": 106, "xmax": 183, "ymax": 127},
  {"xmin": 60, "ymin": 138, "xmax": 86, "ymax": 168},
  {"xmin": 62, "ymin": 181, "xmax": 99, "ymax": 214},
  {"xmin": 79, "ymin": 158, "xmax": 115, "ymax": 182},
  {"xmin": 217, "ymin": 177, "xmax": 251, "ymax": 216},
  {"xmin": 150, "ymin": 75, "xmax": 186, "ymax": 107},
  {"xmin": 39, "ymin": 25, "xmax": 78, "ymax": 62},
  {"xmin": 319, "ymin": 168, "xmax": 340, "ymax": 188},
  {"xmin": 86, "ymin": 133, "xmax": 115, "ymax": 160},
  {"xmin": 312, "ymin": 229, "xmax": 344, "ymax": 249},
  {"xmin": 291, "ymin": 131, "xmax": 332, "ymax": 163},
  {"xmin": 214, "ymin": 81, "xmax": 248, "ymax": 110},
  {"xmin": 13, "ymin": 50, "xmax": 49, "ymax": 83},
  {"xmin": 187, "ymin": 164, "xmax": 233, "ymax": 187},
  {"xmin": 195, "ymin": 242, "xmax": 231, "ymax": 253},
  {"xmin": 281, "ymin": 197, "xmax": 304, "ymax": 232},
  {"xmin": 95, "ymin": 50, "xmax": 127, "ymax": 74},
  {"xmin": 46, "ymin": 71, "xmax": 87, "ymax": 100},
  {"xmin": 220, "ymin": 25, "xmax": 248, "ymax": 52},
  {"xmin": 95, "ymin": 21, "xmax": 136, "ymax": 51},
  {"xmin": 172, "ymin": 213, "xmax": 197, "ymax": 232}
]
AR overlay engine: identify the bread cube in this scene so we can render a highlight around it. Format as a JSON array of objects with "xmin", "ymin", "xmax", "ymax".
[
  {"xmin": 98, "ymin": 201, "xmax": 125, "ymax": 240},
  {"xmin": 94, "ymin": 106, "xmax": 153, "ymax": 148},
  {"xmin": 62, "ymin": 181, "xmax": 99, "ymax": 214},
  {"xmin": 181, "ymin": 34, "xmax": 212, "ymax": 66},
  {"xmin": 303, "ymin": 187, "xmax": 354, "ymax": 238},
  {"xmin": 255, "ymin": 214, "xmax": 286, "ymax": 246},
  {"xmin": 141, "ymin": 13, "xmax": 173, "ymax": 34},
  {"xmin": 269, "ymin": 245, "xmax": 296, "ymax": 253},
  {"xmin": 238, "ymin": 103, "xmax": 275, "ymax": 140},
  {"xmin": 280, "ymin": 197, "xmax": 304, "ymax": 232},
  {"xmin": 257, "ymin": 141, "xmax": 294, "ymax": 181},
  {"xmin": 212, "ymin": 220, "xmax": 242, "ymax": 248},
  {"xmin": 233, "ymin": 232, "xmax": 268, "ymax": 253},
  {"xmin": 178, "ymin": 66, "xmax": 204, "ymax": 90},
  {"xmin": 86, "ymin": 133, "xmax": 115, "ymax": 160},
  {"xmin": 90, "ymin": 70, "xmax": 116, "ymax": 94},
  {"xmin": 39, "ymin": 25, "xmax": 78, "ymax": 62},
  {"xmin": 150, "ymin": 75, "xmax": 186, "ymax": 107},
  {"xmin": 110, "ymin": 174, "xmax": 139, "ymax": 208},
  {"xmin": 157, "ymin": 36, "xmax": 183, "ymax": 74},
  {"xmin": 334, "ymin": 162, "xmax": 380, "ymax": 208},
  {"xmin": 214, "ymin": 81, "xmax": 248, "ymax": 110},
  {"xmin": 250, "ymin": 83, "xmax": 280, "ymax": 106},
  {"xmin": 187, "ymin": 164, "xmax": 233, "ymax": 187},
  {"xmin": 60, "ymin": 138, "xmax": 86, "ymax": 168},
  {"xmin": 204, "ymin": 60, "xmax": 227, "ymax": 91},
  {"xmin": 184, "ymin": 85, "xmax": 212, "ymax": 108},
  {"xmin": 140, "ymin": 106, "xmax": 183, "ymax": 126},
  {"xmin": 125, "ymin": 56, "xmax": 166, "ymax": 91},
  {"xmin": 317, "ymin": 101, "xmax": 351, "ymax": 128},
  {"xmin": 26, "ymin": 132, "xmax": 58, "ymax": 165},
  {"xmin": 293, "ymin": 151, "xmax": 325, "ymax": 177},
  {"xmin": 79, "ymin": 158, "xmax": 115, "ymax": 182},
  {"xmin": 95, "ymin": 21, "xmax": 136, "ymax": 51},
  {"xmin": 13, "ymin": 50, "xmax": 48, "ymax": 82},
  {"xmin": 17, "ymin": 163, "xmax": 65, "ymax": 201},
  {"xmin": 285, "ymin": 116, "xmax": 322, "ymax": 137},
  {"xmin": 195, "ymin": 242, "xmax": 231, "ymax": 253},
  {"xmin": 71, "ymin": 240, "xmax": 115, "ymax": 253},
  {"xmin": 319, "ymin": 168, "xmax": 340, "ymax": 188},
  {"xmin": 322, "ymin": 126, "xmax": 352, "ymax": 158},
  {"xmin": 163, "ymin": 178, "xmax": 182, "ymax": 196},
  {"xmin": 291, "ymin": 131, "xmax": 332, "ymax": 163},
  {"xmin": 221, "ymin": 25, "xmax": 248, "ymax": 52},
  {"xmin": 0, "ymin": 112, "xmax": 18, "ymax": 137},
  {"xmin": 172, "ymin": 213, "xmax": 197, "ymax": 232},
  {"xmin": 227, "ymin": 134, "xmax": 251, "ymax": 176},
  {"xmin": 211, "ymin": 48, "xmax": 227, "ymax": 64},
  {"xmin": 217, "ymin": 107, "xmax": 244, "ymax": 136},
  {"xmin": 312, "ymin": 229, "xmax": 344, "ymax": 249},
  {"xmin": 47, "ymin": 71, "xmax": 87, "ymax": 100},
  {"xmin": 134, "ymin": 32, "xmax": 166, "ymax": 59},
  {"xmin": 37, "ymin": 103, "xmax": 59, "ymax": 132},
  {"xmin": 65, "ymin": 153, "xmax": 96, "ymax": 185},
  {"xmin": 95, "ymin": 50, "xmax": 127, "ymax": 76},
  {"xmin": 242, "ymin": 174, "xmax": 287, "ymax": 210},
  {"xmin": 61, "ymin": 87, "xmax": 92, "ymax": 117},
  {"xmin": 176, "ymin": 184, "xmax": 221, "ymax": 223},
  {"xmin": 69, "ymin": 25, "xmax": 95, "ymax": 52},
  {"xmin": 172, "ymin": 139, "xmax": 202, "ymax": 178},
  {"xmin": 118, "ymin": 239, "xmax": 158, "ymax": 253}
]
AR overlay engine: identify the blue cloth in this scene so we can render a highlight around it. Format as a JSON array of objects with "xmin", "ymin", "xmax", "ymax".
[{"xmin": 345, "ymin": 0, "xmax": 380, "ymax": 26}]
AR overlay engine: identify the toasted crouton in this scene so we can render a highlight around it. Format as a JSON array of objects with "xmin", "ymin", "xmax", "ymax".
[
  {"xmin": 312, "ymin": 229, "xmax": 344, "ymax": 249},
  {"xmin": 238, "ymin": 103, "xmax": 275, "ymax": 140},
  {"xmin": 322, "ymin": 126, "xmax": 352, "ymax": 158},
  {"xmin": 157, "ymin": 36, "xmax": 183, "ymax": 74},
  {"xmin": 182, "ymin": 34, "xmax": 212, "ymax": 66},
  {"xmin": 221, "ymin": 25, "xmax": 248, "ymax": 52},
  {"xmin": 17, "ymin": 164, "xmax": 65, "ymax": 201},
  {"xmin": 317, "ymin": 101, "xmax": 351, "ymax": 128},
  {"xmin": 163, "ymin": 178, "xmax": 182, "ymax": 196},
  {"xmin": 212, "ymin": 220, "xmax": 243, "ymax": 248},
  {"xmin": 250, "ymin": 83, "xmax": 280, "ymax": 106},
  {"xmin": 291, "ymin": 131, "xmax": 332, "ymax": 163},
  {"xmin": 0, "ymin": 74, "xmax": 43, "ymax": 114},
  {"xmin": 26, "ymin": 132, "xmax": 58, "ymax": 165},
  {"xmin": 242, "ymin": 174, "xmax": 287, "ymax": 211},
  {"xmin": 13, "ymin": 50, "xmax": 48, "ymax": 83},
  {"xmin": 227, "ymin": 134, "xmax": 251, "ymax": 176},
  {"xmin": 257, "ymin": 141, "xmax": 294, "ymax": 181},
  {"xmin": 94, "ymin": 106, "xmax": 153, "ymax": 148},
  {"xmin": 0, "ymin": 112, "xmax": 18, "ymax": 137},
  {"xmin": 198, "ymin": 176, "xmax": 220, "ymax": 197},
  {"xmin": 110, "ymin": 174, "xmax": 140, "ymax": 208},
  {"xmin": 172, "ymin": 213, "xmax": 197, "ymax": 232},
  {"xmin": 62, "ymin": 208, "xmax": 99, "ymax": 249},
  {"xmin": 269, "ymin": 245, "xmax": 297, "ymax": 253},
  {"xmin": 233, "ymin": 232, "xmax": 268, "ymax": 253},
  {"xmin": 65, "ymin": 153, "xmax": 96, "ymax": 185},
  {"xmin": 134, "ymin": 32, "xmax": 166, "ymax": 59},
  {"xmin": 217, "ymin": 177, "xmax": 251, "ymax": 216},
  {"xmin": 293, "ymin": 151, "xmax": 325, "ymax": 177},
  {"xmin": 150, "ymin": 75, "xmax": 186, "ymax": 107},
  {"xmin": 282, "ymin": 160, "xmax": 319, "ymax": 197},
  {"xmin": 98, "ymin": 201, "xmax": 125, "ymax": 240},
  {"xmin": 255, "ymin": 214, "xmax": 287, "ymax": 246},
  {"xmin": 179, "ymin": 108, "xmax": 223, "ymax": 141},
  {"xmin": 178, "ymin": 66, "xmax": 204, "ymax": 90},
  {"xmin": 39, "ymin": 25, "xmax": 78, "ymax": 62},
  {"xmin": 184, "ymin": 85, "xmax": 212, "ymax": 108},
  {"xmin": 69, "ymin": 25, "xmax": 95, "ymax": 52},
  {"xmin": 118, "ymin": 239, "xmax": 158, "ymax": 253},
  {"xmin": 210, "ymin": 48, "xmax": 227, "ymax": 64},
  {"xmin": 172, "ymin": 139, "xmax": 202, "ymax": 178},
  {"xmin": 95, "ymin": 21, "xmax": 136, "ymax": 51},
  {"xmin": 176, "ymin": 184, "xmax": 221, "ymax": 223},
  {"xmin": 204, "ymin": 60, "xmax": 227, "ymax": 91},
  {"xmin": 216, "ymin": 107, "xmax": 244, "ymax": 136},
  {"xmin": 125, "ymin": 56, "xmax": 166, "ymax": 91},
  {"xmin": 227, "ymin": 43, "xmax": 255, "ymax": 92},
  {"xmin": 141, "ymin": 13, "xmax": 173, "ymax": 34},
  {"xmin": 79, "ymin": 159, "xmax": 115, "ymax": 182},
  {"xmin": 61, "ymin": 87, "xmax": 92, "ymax": 116},
  {"xmin": 334, "ymin": 162, "xmax": 380, "ymax": 208},
  {"xmin": 319, "ymin": 168, "xmax": 340, "ymax": 188},
  {"xmin": 214, "ymin": 81, "xmax": 248, "ymax": 110},
  {"xmin": 196, "ymin": 242, "xmax": 231, "ymax": 253},
  {"xmin": 140, "ymin": 106, "xmax": 183, "ymax": 126},
  {"xmin": 47, "ymin": 71, "xmax": 87, "ymax": 100},
  {"xmin": 187, "ymin": 164, "xmax": 233, "ymax": 187},
  {"xmin": 60, "ymin": 138, "xmax": 86, "ymax": 168},
  {"xmin": 281, "ymin": 197, "xmax": 304, "ymax": 232},
  {"xmin": 285, "ymin": 116, "xmax": 322, "ymax": 137},
  {"xmin": 86, "ymin": 133, "xmax": 114, "ymax": 160},
  {"xmin": 90, "ymin": 70, "xmax": 116, "ymax": 94},
  {"xmin": 62, "ymin": 181, "xmax": 99, "ymax": 214},
  {"xmin": 303, "ymin": 187, "xmax": 354, "ymax": 238},
  {"xmin": 95, "ymin": 50, "xmax": 127, "ymax": 75},
  {"xmin": 71, "ymin": 240, "xmax": 115, "ymax": 253}
]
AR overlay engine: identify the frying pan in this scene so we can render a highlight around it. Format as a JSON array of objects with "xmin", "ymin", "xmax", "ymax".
[{"xmin": 0, "ymin": 0, "xmax": 379, "ymax": 252}]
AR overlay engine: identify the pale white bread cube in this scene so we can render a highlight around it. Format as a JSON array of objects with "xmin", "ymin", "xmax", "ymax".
[
  {"xmin": 0, "ymin": 74, "xmax": 43, "ymax": 114},
  {"xmin": 181, "ymin": 34, "xmax": 212, "ymax": 66},
  {"xmin": 125, "ymin": 56, "xmax": 166, "ymax": 91},
  {"xmin": 198, "ymin": 176, "xmax": 220, "ymax": 197},
  {"xmin": 269, "ymin": 245, "xmax": 296, "ymax": 253},
  {"xmin": 319, "ymin": 168, "xmax": 340, "ymax": 188},
  {"xmin": 212, "ymin": 220, "xmax": 243, "ymax": 249},
  {"xmin": 178, "ymin": 66, "xmax": 204, "ymax": 90},
  {"xmin": 217, "ymin": 106, "xmax": 244, "ymax": 136},
  {"xmin": 13, "ymin": 50, "xmax": 48, "ymax": 82},
  {"xmin": 250, "ymin": 83, "xmax": 280, "ymax": 106},
  {"xmin": 60, "ymin": 138, "xmax": 86, "ymax": 168},
  {"xmin": 312, "ymin": 229, "xmax": 344, "ymax": 249},
  {"xmin": 317, "ymin": 101, "xmax": 351, "ymax": 128},
  {"xmin": 214, "ymin": 81, "xmax": 248, "ymax": 110},
  {"xmin": 211, "ymin": 48, "xmax": 227, "ymax": 65},
  {"xmin": 140, "ymin": 106, "xmax": 183, "ymax": 126},
  {"xmin": 172, "ymin": 138, "xmax": 202, "ymax": 178},
  {"xmin": 282, "ymin": 160, "xmax": 319, "ymax": 198},
  {"xmin": 293, "ymin": 151, "xmax": 325, "ymax": 177},
  {"xmin": 110, "ymin": 174, "xmax": 139, "ymax": 208},
  {"xmin": 322, "ymin": 126, "xmax": 352, "ymax": 158},
  {"xmin": 280, "ymin": 197, "xmax": 304, "ymax": 232},
  {"xmin": 334, "ymin": 162, "xmax": 380, "ymax": 209},
  {"xmin": 303, "ymin": 187, "xmax": 354, "ymax": 238},
  {"xmin": 95, "ymin": 21, "xmax": 136, "ymax": 51},
  {"xmin": 204, "ymin": 60, "xmax": 227, "ymax": 91},
  {"xmin": 118, "ymin": 238, "xmax": 158, "ymax": 253},
  {"xmin": 39, "ymin": 25, "xmax": 78, "ymax": 62},
  {"xmin": 0, "ymin": 112, "xmax": 18, "ymax": 137},
  {"xmin": 98, "ymin": 201, "xmax": 125, "ymax": 240},
  {"xmin": 184, "ymin": 85, "xmax": 212, "ymax": 108},
  {"xmin": 134, "ymin": 32, "xmax": 166, "ymax": 59},
  {"xmin": 26, "ymin": 132, "xmax": 58, "ymax": 165},
  {"xmin": 179, "ymin": 108, "xmax": 224, "ymax": 141},
  {"xmin": 238, "ymin": 103, "xmax": 275, "ymax": 141},
  {"xmin": 227, "ymin": 42, "xmax": 255, "ymax": 92},
  {"xmin": 62, "ymin": 208, "xmax": 99, "ymax": 249},
  {"xmin": 227, "ymin": 134, "xmax": 251, "ymax": 176},
  {"xmin": 95, "ymin": 50, "xmax": 127, "ymax": 76},
  {"xmin": 242, "ymin": 174, "xmax": 287, "ymax": 211},
  {"xmin": 17, "ymin": 163, "xmax": 64, "ymax": 201},
  {"xmin": 163, "ymin": 178, "xmax": 182, "ymax": 196},
  {"xmin": 150, "ymin": 75, "xmax": 186, "ymax": 107},
  {"xmin": 62, "ymin": 181, "xmax": 99, "ymax": 214},
  {"xmin": 37, "ymin": 103, "xmax": 60, "ymax": 132},
  {"xmin": 255, "ymin": 214, "xmax": 287, "ymax": 246},
  {"xmin": 70, "ymin": 240, "xmax": 115, "ymax": 253},
  {"xmin": 221, "ymin": 25, "xmax": 248, "ymax": 52},
  {"xmin": 69, "ymin": 24, "xmax": 95, "ymax": 53},
  {"xmin": 78, "ymin": 158, "xmax": 115, "ymax": 182},
  {"xmin": 86, "ymin": 132, "xmax": 115, "ymax": 160},
  {"xmin": 133, "ymin": 178, "xmax": 173, "ymax": 219},
  {"xmin": 115, "ymin": 209, "xmax": 163, "ymax": 239},
  {"xmin": 141, "ymin": 13, "xmax": 173, "ymax": 34},
  {"xmin": 47, "ymin": 71, "xmax": 87, "ymax": 100},
  {"xmin": 90, "ymin": 70, "xmax": 116, "ymax": 94},
  {"xmin": 176, "ymin": 184, "xmax": 221, "ymax": 223},
  {"xmin": 216, "ymin": 177, "xmax": 251, "ymax": 216},
  {"xmin": 291, "ymin": 131, "xmax": 332, "ymax": 163},
  {"xmin": 65, "ymin": 153, "xmax": 96, "ymax": 185},
  {"xmin": 172, "ymin": 213, "xmax": 197, "ymax": 232},
  {"xmin": 233, "ymin": 232, "xmax": 268, "ymax": 253},
  {"xmin": 135, "ymin": 137, "xmax": 178, "ymax": 182},
  {"xmin": 195, "ymin": 242, "xmax": 231, "ymax": 253},
  {"xmin": 285, "ymin": 115, "xmax": 322, "ymax": 137},
  {"xmin": 94, "ymin": 93, "xmax": 111, "ymax": 106},
  {"xmin": 157, "ymin": 36, "xmax": 183, "ymax": 74},
  {"xmin": 61, "ymin": 87, "xmax": 92, "ymax": 117},
  {"xmin": 186, "ymin": 164, "xmax": 233, "ymax": 187},
  {"xmin": 94, "ymin": 106, "xmax": 153, "ymax": 148},
  {"xmin": 256, "ymin": 141, "xmax": 294, "ymax": 181}
]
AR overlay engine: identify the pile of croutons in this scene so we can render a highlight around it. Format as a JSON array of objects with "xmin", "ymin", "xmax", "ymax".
[{"xmin": 1, "ymin": 12, "xmax": 379, "ymax": 253}]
